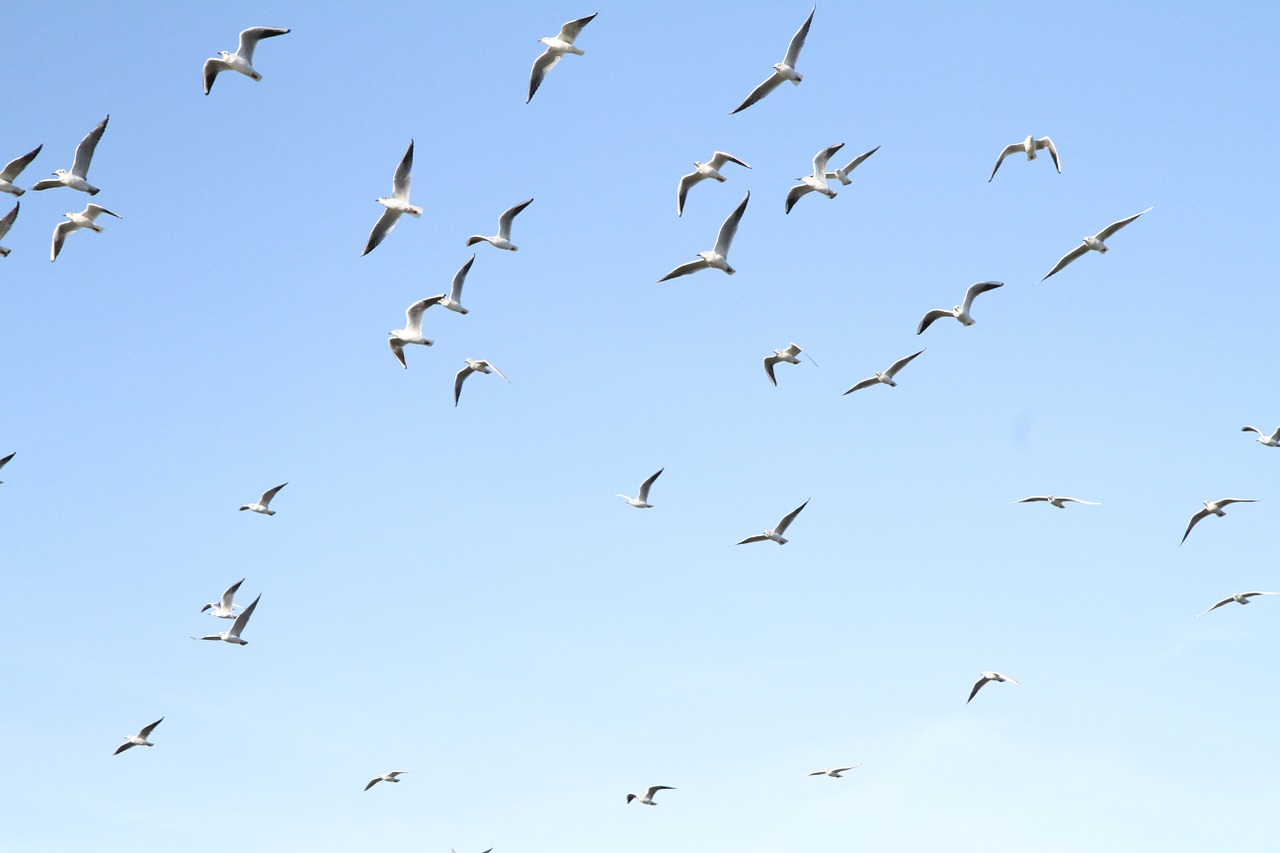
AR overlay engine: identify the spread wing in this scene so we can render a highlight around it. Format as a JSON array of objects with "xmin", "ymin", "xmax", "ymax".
[
  {"xmin": 1, "ymin": 145, "xmax": 41, "ymax": 182},
  {"xmin": 764, "ymin": 356, "xmax": 780, "ymax": 386},
  {"xmin": 708, "ymin": 151, "xmax": 751, "ymax": 170},
  {"xmin": 0, "ymin": 202, "xmax": 17, "ymax": 239},
  {"xmin": 1039, "ymin": 244, "xmax": 1090, "ymax": 282},
  {"xmin": 557, "ymin": 13, "xmax": 597, "ymax": 44},
  {"xmin": 364, "ymin": 777, "xmax": 382, "ymax": 791},
  {"xmin": 783, "ymin": 7, "xmax": 815, "ymax": 67},
  {"xmin": 1094, "ymin": 207, "xmax": 1152, "ymax": 241},
  {"xmin": 497, "ymin": 198, "xmax": 532, "ymax": 239},
  {"xmin": 1180, "ymin": 508, "xmax": 1212, "ymax": 545},
  {"xmin": 784, "ymin": 183, "xmax": 812, "ymax": 215},
  {"xmin": 389, "ymin": 338, "xmax": 407, "ymax": 368},
  {"xmin": 838, "ymin": 145, "xmax": 880, "ymax": 176},
  {"xmin": 406, "ymin": 295, "xmax": 443, "ymax": 333},
  {"xmin": 961, "ymin": 280, "xmax": 1003, "ymax": 313},
  {"xmin": 637, "ymin": 468, "xmax": 664, "ymax": 502},
  {"xmin": 676, "ymin": 172, "xmax": 705, "ymax": 217},
  {"xmin": 230, "ymin": 594, "xmax": 261, "ymax": 635},
  {"xmin": 1036, "ymin": 136, "xmax": 1061, "ymax": 173},
  {"xmin": 114, "ymin": 741, "xmax": 135, "ymax": 755},
  {"xmin": 454, "ymin": 365, "xmax": 475, "ymax": 406},
  {"xmin": 658, "ymin": 258, "xmax": 709, "ymax": 281},
  {"xmin": 841, "ymin": 376, "xmax": 878, "ymax": 396},
  {"xmin": 644, "ymin": 785, "xmax": 675, "ymax": 799},
  {"xmin": 713, "ymin": 192, "xmax": 749, "ymax": 256},
  {"xmin": 138, "ymin": 717, "xmax": 164, "ymax": 739},
  {"xmin": 730, "ymin": 72, "xmax": 784, "ymax": 114},
  {"xmin": 774, "ymin": 498, "xmax": 809, "ymax": 534},
  {"xmin": 72, "ymin": 115, "xmax": 108, "ymax": 179},
  {"xmin": 237, "ymin": 26, "xmax": 290, "ymax": 63},
  {"xmin": 812, "ymin": 142, "xmax": 844, "ymax": 175},
  {"xmin": 885, "ymin": 348, "xmax": 925, "ymax": 378},
  {"xmin": 363, "ymin": 208, "xmax": 402, "ymax": 256},
  {"xmin": 202, "ymin": 57, "xmax": 230, "ymax": 94},
  {"xmin": 221, "ymin": 579, "xmax": 245, "ymax": 610},
  {"xmin": 916, "ymin": 309, "xmax": 952, "ymax": 335},
  {"xmin": 987, "ymin": 143, "xmax": 1022, "ymax": 182},
  {"xmin": 51, "ymin": 219, "xmax": 78, "ymax": 262},
  {"xmin": 527, "ymin": 49, "xmax": 562, "ymax": 103},
  {"xmin": 259, "ymin": 483, "xmax": 287, "ymax": 507},
  {"xmin": 736, "ymin": 533, "xmax": 770, "ymax": 545},
  {"xmin": 392, "ymin": 140, "xmax": 414, "ymax": 201},
  {"xmin": 966, "ymin": 676, "xmax": 990, "ymax": 704},
  {"xmin": 450, "ymin": 255, "xmax": 475, "ymax": 302}
]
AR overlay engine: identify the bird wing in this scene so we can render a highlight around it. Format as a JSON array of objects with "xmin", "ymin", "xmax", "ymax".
[
  {"xmin": 364, "ymin": 777, "xmax": 381, "ymax": 791},
  {"xmin": 527, "ymin": 49, "xmax": 562, "ymax": 103},
  {"xmin": 406, "ymin": 295, "xmax": 443, "ymax": 335},
  {"xmin": 497, "ymin": 199, "xmax": 533, "ymax": 240},
  {"xmin": 486, "ymin": 363, "xmax": 509, "ymax": 382},
  {"xmin": 708, "ymin": 151, "xmax": 751, "ymax": 170},
  {"xmin": 784, "ymin": 183, "xmax": 812, "ymax": 215},
  {"xmin": 389, "ymin": 338, "xmax": 407, "ymax": 368},
  {"xmin": 454, "ymin": 365, "xmax": 475, "ymax": 405},
  {"xmin": 84, "ymin": 204, "xmax": 121, "ymax": 220},
  {"xmin": 451, "ymin": 255, "xmax": 475, "ymax": 302},
  {"xmin": 29, "ymin": 178, "xmax": 63, "ymax": 192},
  {"xmin": 774, "ymin": 498, "xmax": 809, "ymax": 534},
  {"xmin": 0, "ymin": 452, "xmax": 13, "ymax": 471},
  {"xmin": 203, "ymin": 57, "xmax": 230, "ymax": 94},
  {"xmin": 221, "ymin": 579, "xmax": 245, "ymax": 610},
  {"xmin": 1198, "ymin": 597, "xmax": 1234, "ymax": 616},
  {"xmin": 1270, "ymin": 427, "xmax": 1280, "ymax": 442},
  {"xmin": 557, "ymin": 13, "xmax": 597, "ymax": 43},
  {"xmin": 645, "ymin": 786, "xmax": 675, "ymax": 799},
  {"xmin": 0, "ymin": 202, "xmax": 17, "ymax": 239},
  {"xmin": 363, "ymin": 208, "xmax": 402, "ymax": 256},
  {"xmin": 730, "ymin": 72, "xmax": 784, "ymax": 114},
  {"xmin": 1015, "ymin": 496, "xmax": 1049, "ymax": 503},
  {"xmin": 839, "ymin": 145, "xmax": 880, "ymax": 176},
  {"xmin": 230, "ymin": 594, "xmax": 261, "ymax": 635},
  {"xmin": 71, "ymin": 116, "xmax": 108, "ymax": 179},
  {"xmin": 783, "ymin": 343, "xmax": 802, "ymax": 357},
  {"xmin": 841, "ymin": 377, "xmax": 878, "ymax": 395},
  {"xmin": 961, "ymin": 280, "xmax": 1003, "ymax": 313},
  {"xmin": 783, "ymin": 6, "xmax": 815, "ymax": 67},
  {"xmin": 1242, "ymin": 426, "xmax": 1263, "ymax": 435},
  {"xmin": 1216, "ymin": 498, "xmax": 1258, "ymax": 507},
  {"xmin": 138, "ymin": 717, "xmax": 164, "ymax": 739},
  {"xmin": 114, "ymin": 742, "xmax": 135, "ymax": 755},
  {"xmin": 637, "ymin": 468, "xmax": 663, "ymax": 502},
  {"xmin": 51, "ymin": 219, "xmax": 77, "ymax": 262},
  {"xmin": 1059, "ymin": 497, "xmax": 1101, "ymax": 505},
  {"xmin": 736, "ymin": 533, "xmax": 770, "ymax": 545},
  {"xmin": 658, "ymin": 258, "xmax": 710, "ymax": 281},
  {"xmin": 1036, "ymin": 136, "xmax": 1061, "ymax": 173},
  {"xmin": 1094, "ymin": 207, "xmax": 1152, "ymax": 241},
  {"xmin": 987, "ymin": 143, "xmax": 1022, "ymax": 182},
  {"xmin": 1039, "ymin": 244, "xmax": 1090, "ymax": 282},
  {"xmin": 966, "ymin": 676, "xmax": 990, "ymax": 703},
  {"xmin": 0, "ymin": 144, "xmax": 41, "ymax": 182},
  {"xmin": 764, "ymin": 356, "xmax": 780, "ymax": 386},
  {"xmin": 259, "ymin": 483, "xmax": 287, "ymax": 507},
  {"xmin": 885, "ymin": 348, "xmax": 925, "ymax": 378},
  {"xmin": 916, "ymin": 309, "xmax": 952, "ymax": 335},
  {"xmin": 391, "ymin": 140, "xmax": 414, "ymax": 201},
  {"xmin": 676, "ymin": 172, "xmax": 705, "ymax": 217},
  {"xmin": 1180, "ymin": 508, "xmax": 1212, "ymax": 545},
  {"xmin": 237, "ymin": 26, "xmax": 290, "ymax": 63},
  {"xmin": 714, "ymin": 192, "xmax": 749, "ymax": 257},
  {"xmin": 812, "ymin": 142, "xmax": 844, "ymax": 176}
]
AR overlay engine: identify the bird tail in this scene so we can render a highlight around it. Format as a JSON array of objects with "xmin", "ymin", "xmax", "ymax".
[
  {"xmin": 724, "ymin": 265, "xmax": 735, "ymax": 275},
  {"xmin": 776, "ymin": 536, "xmax": 788, "ymax": 545},
  {"xmin": 0, "ymin": 247, "xmax": 8, "ymax": 257},
  {"xmin": 87, "ymin": 186, "xmax": 100, "ymax": 196},
  {"xmin": 10, "ymin": 188, "xmax": 22, "ymax": 197}
]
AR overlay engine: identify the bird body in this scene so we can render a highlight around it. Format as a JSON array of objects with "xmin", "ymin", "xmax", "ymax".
[
  {"xmin": 467, "ymin": 199, "xmax": 532, "ymax": 250},
  {"xmin": 194, "ymin": 594, "xmax": 260, "ymax": 644},
  {"xmin": 617, "ymin": 468, "xmax": 663, "ymax": 508},
  {"xmin": 677, "ymin": 152, "xmax": 750, "ymax": 216},
  {"xmin": 51, "ymin": 204, "xmax": 122, "ymax": 262},
  {"xmin": 785, "ymin": 142, "xmax": 843, "ymax": 213},
  {"xmin": 1241, "ymin": 426, "xmax": 1280, "ymax": 447},
  {"xmin": 201, "ymin": 578, "xmax": 245, "ymax": 619},
  {"xmin": 0, "ymin": 144, "xmax": 41, "ymax": 196},
  {"xmin": 31, "ymin": 116, "xmax": 108, "ymax": 195},
  {"xmin": 967, "ymin": 671, "xmax": 1018, "ymax": 703},
  {"xmin": 658, "ymin": 192, "xmax": 749, "ymax": 280},
  {"xmin": 454, "ymin": 359, "xmax": 509, "ymax": 406},
  {"xmin": 1181, "ymin": 498, "xmax": 1257, "ymax": 545},
  {"xmin": 988, "ymin": 135, "xmax": 1060, "ymax": 181},
  {"xmin": 916, "ymin": 281, "xmax": 1003, "ymax": 334},
  {"xmin": 1040, "ymin": 207, "xmax": 1152, "ymax": 282},
  {"xmin": 203, "ymin": 27, "xmax": 290, "ymax": 94},
  {"xmin": 528, "ymin": 14, "xmax": 596, "ymax": 103},
  {"xmin": 626, "ymin": 785, "xmax": 674, "ymax": 805},
  {"xmin": 114, "ymin": 717, "xmax": 163, "ymax": 755},
  {"xmin": 731, "ymin": 7, "xmax": 815, "ymax": 114},
  {"xmin": 363, "ymin": 141, "xmax": 420, "ymax": 256},
  {"xmin": 736, "ymin": 498, "xmax": 809, "ymax": 545},
  {"xmin": 842, "ymin": 349, "xmax": 925, "ymax": 395},
  {"xmin": 240, "ymin": 482, "xmax": 287, "ymax": 515}
]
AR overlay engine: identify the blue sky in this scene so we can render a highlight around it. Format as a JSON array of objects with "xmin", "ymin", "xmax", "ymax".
[{"xmin": 3, "ymin": 2, "xmax": 1280, "ymax": 850}]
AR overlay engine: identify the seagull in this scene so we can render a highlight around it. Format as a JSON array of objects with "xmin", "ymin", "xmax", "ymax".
[
  {"xmin": 364, "ymin": 771, "xmax": 408, "ymax": 791},
  {"xmin": 736, "ymin": 498, "xmax": 809, "ymax": 545},
  {"xmin": 731, "ymin": 6, "xmax": 815, "ymax": 114},
  {"xmin": 1181, "ymin": 498, "xmax": 1258, "ymax": 545},
  {"xmin": 0, "ymin": 451, "xmax": 12, "ymax": 483},
  {"xmin": 916, "ymin": 281, "xmax": 1004, "ymax": 334},
  {"xmin": 677, "ymin": 152, "xmax": 751, "ymax": 217},
  {"xmin": 389, "ymin": 295, "xmax": 444, "ymax": 368},
  {"xmin": 617, "ymin": 468, "xmax": 663, "ymax": 508},
  {"xmin": 988, "ymin": 136, "xmax": 1060, "ymax": 182},
  {"xmin": 240, "ymin": 483, "xmax": 287, "ymax": 515},
  {"xmin": 1040, "ymin": 207, "xmax": 1153, "ymax": 282},
  {"xmin": 658, "ymin": 191, "xmax": 749, "ymax": 281},
  {"xmin": 785, "ymin": 142, "xmax": 844, "ymax": 214},
  {"xmin": 50, "ymin": 204, "xmax": 122, "ymax": 262},
  {"xmin": 201, "ymin": 578, "xmax": 246, "ymax": 619},
  {"xmin": 1241, "ymin": 425, "xmax": 1280, "ymax": 447},
  {"xmin": 764, "ymin": 343, "xmax": 816, "ymax": 386},
  {"xmin": 467, "ymin": 199, "xmax": 533, "ymax": 251},
  {"xmin": 1014, "ymin": 495, "xmax": 1101, "ymax": 509},
  {"xmin": 454, "ymin": 359, "xmax": 508, "ymax": 407},
  {"xmin": 626, "ymin": 785, "xmax": 675, "ymax": 806},
  {"xmin": 30, "ymin": 116, "xmax": 108, "ymax": 195},
  {"xmin": 824, "ymin": 145, "xmax": 879, "ymax": 186},
  {"xmin": 193, "ymin": 594, "xmax": 261, "ymax": 645},
  {"xmin": 202, "ymin": 27, "xmax": 290, "ymax": 95},
  {"xmin": 1198, "ymin": 591, "xmax": 1280, "ymax": 616},
  {"xmin": 842, "ymin": 349, "xmax": 925, "ymax": 395},
  {"xmin": 0, "ymin": 202, "xmax": 18, "ymax": 257},
  {"xmin": 363, "ymin": 140, "xmax": 421, "ymax": 256},
  {"xmin": 967, "ymin": 672, "xmax": 1019, "ymax": 703},
  {"xmin": 528, "ymin": 13, "xmax": 597, "ymax": 103},
  {"xmin": 114, "ymin": 718, "xmax": 163, "ymax": 755},
  {"xmin": 430, "ymin": 255, "xmax": 475, "ymax": 315},
  {"xmin": 807, "ymin": 765, "xmax": 861, "ymax": 778},
  {"xmin": 0, "ymin": 144, "xmax": 41, "ymax": 195}
]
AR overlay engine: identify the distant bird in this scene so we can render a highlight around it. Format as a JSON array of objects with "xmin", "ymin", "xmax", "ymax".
[
  {"xmin": 677, "ymin": 151, "xmax": 751, "ymax": 217},
  {"xmin": 842, "ymin": 349, "xmax": 925, "ymax": 395},
  {"xmin": 1014, "ymin": 495, "xmax": 1101, "ymax": 509},
  {"xmin": 785, "ymin": 142, "xmax": 843, "ymax": 214},
  {"xmin": 617, "ymin": 468, "xmax": 663, "ymax": 508},
  {"xmin": 0, "ymin": 202, "xmax": 18, "ymax": 257},
  {"xmin": 916, "ymin": 281, "xmax": 1003, "ymax": 335},
  {"xmin": 0, "ymin": 452, "xmax": 12, "ymax": 483},
  {"xmin": 658, "ymin": 192, "xmax": 749, "ymax": 281},
  {"xmin": 731, "ymin": 6, "xmax": 815, "ymax": 114},
  {"xmin": 389, "ymin": 295, "xmax": 444, "ymax": 368},
  {"xmin": 626, "ymin": 785, "xmax": 675, "ymax": 806},
  {"xmin": 30, "ymin": 115, "xmax": 108, "ymax": 195},
  {"xmin": 201, "ymin": 578, "xmax": 245, "ymax": 619},
  {"xmin": 1198, "ymin": 591, "xmax": 1280, "ymax": 616},
  {"xmin": 365, "ymin": 771, "xmax": 408, "ymax": 791},
  {"xmin": 431, "ymin": 255, "xmax": 475, "ymax": 315},
  {"xmin": 1181, "ymin": 498, "xmax": 1257, "ymax": 545},
  {"xmin": 202, "ymin": 26, "xmax": 291, "ymax": 95},
  {"xmin": 528, "ymin": 13, "xmax": 596, "ymax": 103},
  {"xmin": 824, "ymin": 145, "xmax": 879, "ymax": 186},
  {"xmin": 764, "ymin": 343, "xmax": 815, "ymax": 386},
  {"xmin": 1040, "ymin": 207, "xmax": 1153, "ymax": 282},
  {"xmin": 240, "ymin": 483, "xmax": 287, "ymax": 515},
  {"xmin": 1241, "ymin": 425, "xmax": 1280, "ymax": 447},
  {"xmin": 363, "ymin": 140, "xmax": 421, "ymax": 256},
  {"xmin": 454, "ymin": 359, "xmax": 508, "ymax": 407},
  {"xmin": 988, "ymin": 135, "xmax": 1060, "ymax": 182},
  {"xmin": 467, "ymin": 199, "xmax": 533, "ymax": 251},
  {"xmin": 114, "ymin": 717, "xmax": 163, "ymax": 755},
  {"xmin": 0, "ymin": 144, "xmax": 41, "ymax": 196},
  {"xmin": 50, "ymin": 204, "xmax": 122, "ymax": 262},
  {"xmin": 967, "ymin": 671, "xmax": 1019, "ymax": 703},
  {"xmin": 807, "ymin": 765, "xmax": 861, "ymax": 778},
  {"xmin": 193, "ymin": 593, "xmax": 261, "ymax": 645},
  {"xmin": 736, "ymin": 498, "xmax": 809, "ymax": 545}
]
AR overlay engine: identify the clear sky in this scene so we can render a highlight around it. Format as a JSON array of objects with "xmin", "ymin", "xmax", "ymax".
[{"xmin": 3, "ymin": 2, "xmax": 1280, "ymax": 851}]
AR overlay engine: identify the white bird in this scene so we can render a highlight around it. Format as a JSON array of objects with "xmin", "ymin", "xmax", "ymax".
[
  {"xmin": 785, "ymin": 142, "xmax": 844, "ymax": 214},
  {"xmin": 202, "ymin": 27, "xmax": 290, "ymax": 95},
  {"xmin": 731, "ymin": 6, "xmax": 815, "ymax": 114},
  {"xmin": 1198, "ymin": 591, "xmax": 1280, "ymax": 616},
  {"xmin": 916, "ymin": 281, "xmax": 1004, "ymax": 335},
  {"xmin": 1040, "ymin": 207, "xmax": 1153, "ymax": 282},
  {"xmin": 114, "ymin": 717, "xmax": 163, "ymax": 755},
  {"xmin": 240, "ymin": 483, "xmax": 287, "ymax": 515},
  {"xmin": 0, "ymin": 144, "xmax": 41, "ymax": 196},
  {"xmin": 0, "ymin": 451, "xmax": 12, "ymax": 483},
  {"xmin": 824, "ymin": 145, "xmax": 879, "ymax": 185},
  {"xmin": 528, "ymin": 13, "xmax": 597, "ymax": 103},
  {"xmin": 1241, "ymin": 425, "xmax": 1280, "ymax": 447},
  {"xmin": 50, "ymin": 204, "xmax": 122, "ymax": 262},
  {"xmin": 736, "ymin": 498, "xmax": 809, "ymax": 545},
  {"xmin": 806, "ymin": 765, "xmax": 861, "ymax": 778},
  {"xmin": 467, "ymin": 199, "xmax": 533, "ymax": 251},
  {"xmin": 193, "ymin": 594, "xmax": 261, "ymax": 645},
  {"xmin": 967, "ymin": 671, "xmax": 1019, "ymax": 703},
  {"xmin": 988, "ymin": 135, "xmax": 1060, "ymax": 182},
  {"xmin": 0, "ymin": 202, "xmax": 18, "ymax": 257},
  {"xmin": 389, "ymin": 295, "xmax": 444, "ymax": 368},
  {"xmin": 365, "ymin": 771, "xmax": 408, "ymax": 791},
  {"xmin": 617, "ymin": 468, "xmax": 663, "ymax": 508},
  {"xmin": 1014, "ymin": 495, "xmax": 1101, "ymax": 509},
  {"xmin": 454, "ymin": 359, "xmax": 508, "ymax": 407},
  {"xmin": 1181, "ymin": 498, "xmax": 1257, "ymax": 545},
  {"xmin": 764, "ymin": 343, "xmax": 816, "ymax": 386},
  {"xmin": 201, "ymin": 578, "xmax": 245, "ymax": 619},
  {"xmin": 31, "ymin": 116, "xmax": 108, "ymax": 195},
  {"xmin": 677, "ymin": 152, "xmax": 751, "ymax": 217},
  {"xmin": 658, "ymin": 191, "xmax": 749, "ymax": 281},
  {"xmin": 842, "ymin": 349, "xmax": 925, "ymax": 395},
  {"xmin": 626, "ymin": 785, "xmax": 675, "ymax": 806},
  {"xmin": 363, "ymin": 140, "xmax": 421, "ymax": 256},
  {"xmin": 430, "ymin": 254, "xmax": 476, "ymax": 315}
]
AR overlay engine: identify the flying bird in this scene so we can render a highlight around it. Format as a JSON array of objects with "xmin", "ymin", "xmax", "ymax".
[
  {"xmin": 30, "ymin": 115, "xmax": 108, "ymax": 195},
  {"xmin": 1040, "ymin": 207, "xmax": 1153, "ymax": 282},
  {"xmin": 0, "ymin": 202, "xmax": 18, "ymax": 257},
  {"xmin": 365, "ymin": 771, "xmax": 408, "ymax": 791},
  {"xmin": 736, "ymin": 498, "xmax": 809, "ymax": 545},
  {"xmin": 0, "ymin": 144, "xmax": 41, "ymax": 196},
  {"xmin": 1014, "ymin": 495, "xmax": 1101, "ymax": 509},
  {"xmin": 467, "ymin": 199, "xmax": 533, "ymax": 251},
  {"xmin": 626, "ymin": 785, "xmax": 675, "ymax": 806},
  {"xmin": 731, "ymin": 7, "xmax": 815, "ymax": 114},
  {"xmin": 50, "ymin": 204, "xmax": 122, "ymax": 262},
  {"xmin": 807, "ymin": 765, "xmax": 861, "ymax": 778},
  {"xmin": 764, "ymin": 343, "xmax": 815, "ymax": 386},
  {"xmin": 916, "ymin": 281, "xmax": 1004, "ymax": 334},
  {"xmin": 202, "ymin": 26, "xmax": 291, "ymax": 95},
  {"xmin": 363, "ymin": 140, "xmax": 421, "ymax": 256},
  {"xmin": 842, "ymin": 349, "xmax": 925, "ymax": 395},
  {"xmin": 528, "ymin": 13, "xmax": 596, "ymax": 103},
  {"xmin": 1241, "ymin": 425, "xmax": 1280, "ymax": 447},
  {"xmin": 240, "ymin": 483, "xmax": 287, "ymax": 515},
  {"xmin": 1199, "ymin": 591, "xmax": 1280, "ymax": 616},
  {"xmin": 389, "ymin": 295, "xmax": 444, "ymax": 367},
  {"xmin": 658, "ymin": 192, "xmax": 749, "ymax": 281},
  {"xmin": 677, "ymin": 151, "xmax": 751, "ymax": 217},
  {"xmin": 617, "ymin": 468, "xmax": 663, "ymax": 508},
  {"xmin": 114, "ymin": 718, "xmax": 163, "ymax": 755},
  {"xmin": 0, "ymin": 451, "xmax": 12, "ymax": 483},
  {"xmin": 431, "ymin": 256, "xmax": 476, "ymax": 315},
  {"xmin": 193, "ymin": 594, "xmax": 261, "ymax": 645},
  {"xmin": 967, "ymin": 672, "xmax": 1019, "ymax": 704},
  {"xmin": 1181, "ymin": 498, "xmax": 1257, "ymax": 545},
  {"xmin": 824, "ymin": 145, "xmax": 879, "ymax": 185},
  {"xmin": 988, "ymin": 135, "xmax": 1060, "ymax": 182},
  {"xmin": 454, "ymin": 359, "xmax": 508, "ymax": 407},
  {"xmin": 785, "ymin": 142, "xmax": 844, "ymax": 214},
  {"xmin": 201, "ymin": 578, "xmax": 246, "ymax": 619}
]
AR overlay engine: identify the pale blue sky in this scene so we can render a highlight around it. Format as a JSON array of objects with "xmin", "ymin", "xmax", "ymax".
[{"xmin": 3, "ymin": 2, "xmax": 1280, "ymax": 851}]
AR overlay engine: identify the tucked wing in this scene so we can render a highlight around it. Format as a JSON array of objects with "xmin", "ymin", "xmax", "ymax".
[
  {"xmin": 1095, "ymin": 207, "xmax": 1152, "ymax": 241},
  {"xmin": 363, "ymin": 208, "xmax": 402, "ymax": 256},
  {"xmin": 71, "ymin": 116, "xmax": 108, "ymax": 179},
  {"xmin": 527, "ymin": 49, "xmax": 562, "ymax": 103},
  {"xmin": 0, "ymin": 145, "xmax": 41, "ymax": 182},
  {"xmin": 392, "ymin": 140, "xmax": 414, "ymax": 201},
  {"xmin": 237, "ymin": 26, "xmax": 290, "ymax": 63},
  {"xmin": 916, "ymin": 309, "xmax": 952, "ymax": 335},
  {"xmin": 1039, "ymin": 244, "xmax": 1090, "ymax": 282},
  {"xmin": 961, "ymin": 280, "xmax": 1003, "ymax": 313},
  {"xmin": 783, "ymin": 7, "xmax": 815, "ymax": 68},
  {"xmin": 987, "ymin": 143, "xmax": 1021, "ymax": 182},
  {"xmin": 730, "ymin": 72, "xmax": 784, "ymax": 114}
]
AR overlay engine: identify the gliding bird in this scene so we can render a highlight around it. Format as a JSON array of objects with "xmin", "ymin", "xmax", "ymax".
[
  {"xmin": 1014, "ymin": 495, "xmax": 1101, "ymax": 509},
  {"xmin": 202, "ymin": 26, "xmax": 291, "ymax": 95},
  {"xmin": 626, "ymin": 785, "xmax": 675, "ymax": 806},
  {"xmin": 31, "ymin": 116, "xmax": 108, "ymax": 195},
  {"xmin": 363, "ymin": 140, "xmax": 421, "ymax": 256},
  {"xmin": 1199, "ymin": 591, "xmax": 1280, "ymax": 616},
  {"xmin": 824, "ymin": 145, "xmax": 879, "ymax": 185},
  {"xmin": 658, "ymin": 192, "xmax": 749, "ymax": 280},
  {"xmin": 0, "ymin": 144, "xmax": 41, "ymax": 196},
  {"xmin": 1181, "ymin": 498, "xmax": 1257, "ymax": 545},
  {"xmin": 454, "ymin": 359, "xmax": 508, "ymax": 407},
  {"xmin": 736, "ymin": 498, "xmax": 809, "ymax": 545},
  {"xmin": 240, "ymin": 483, "xmax": 287, "ymax": 515},
  {"xmin": 988, "ymin": 135, "xmax": 1060, "ymax": 182},
  {"xmin": 114, "ymin": 718, "xmax": 163, "ymax": 755},
  {"xmin": 365, "ymin": 771, "xmax": 408, "ymax": 791},
  {"xmin": 807, "ymin": 765, "xmax": 861, "ymax": 778},
  {"xmin": 467, "ymin": 199, "xmax": 533, "ymax": 251},
  {"xmin": 1040, "ymin": 207, "xmax": 1152, "ymax": 282},
  {"xmin": 50, "ymin": 204, "xmax": 122, "ymax": 262},
  {"xmin": 0, "ymin": 202, "xmax": 18, "ymax": 257},
  {"xmin": 764, "ymin": 343, "xmax": 815, "ymax": 386},
  {"xmin": 967, "ymin": 671, "xmax": 1019, "ymax": 704},
  {"xmin": 731, "ymin": 7, "xmax": 815, "ymax": 114},
  {"xmin": 1241, "ymin": 425, "xmax": 1280, "ymax": 447},
  {"xmin": 617, "ymin": 468, "xmax": 663, "ymax": 508},
  {"xmin": 193, "ymin": 594, "xmax": 261, "ymax": 645},
  {"xmin": 785, "ymin": 142, "xmax": 843, "ymax": 214},
  {"xmin": 842, "ymin": 349, "xmax": 925, "ymax": 395},
  {"xmin": 527, "ymin": 13, "xmax": 596, "ymax": 103},
  {"xmin": 201, "ymin": 578, "xmax": 246, "ymax": 619},
  {"xmin": 677, "ymin": 151, "xmax": 751, "ymax": 217},
  {"xmin": 389, "ymin": 295, "xmax": 443, "ymax": 367},
  {"xmin": 916, "ymin": 281, "xmax": 1003, "ymax": 334}
]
